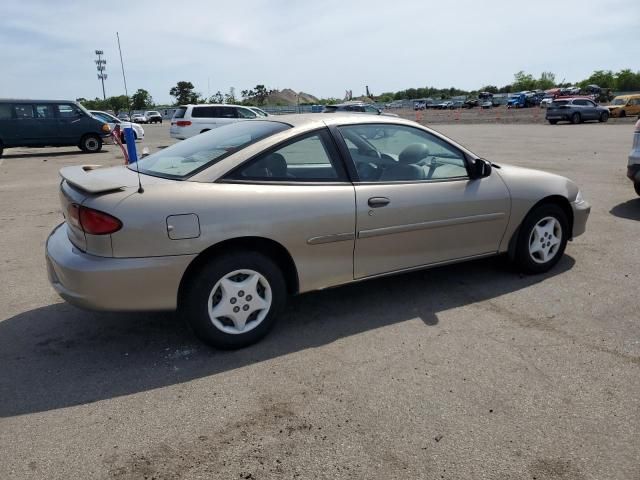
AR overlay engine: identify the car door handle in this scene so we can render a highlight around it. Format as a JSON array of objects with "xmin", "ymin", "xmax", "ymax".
[{"xmin": 368, "ymin": 197, "xmax": 390, "ymax": 208}]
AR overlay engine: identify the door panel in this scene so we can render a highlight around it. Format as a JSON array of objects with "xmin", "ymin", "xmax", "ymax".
[{"xmin": 354, "ymin": 174, "xmax": 510, "ymax": 278}]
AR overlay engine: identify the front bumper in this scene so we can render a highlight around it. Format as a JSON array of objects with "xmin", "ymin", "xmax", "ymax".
[
  {"xmin": 46, "ymin": 223, "xmax": 196, "ymax": 311},
  {"xmin": 571, "ymin": 199, "xmax": 591, "ymax": 238}
]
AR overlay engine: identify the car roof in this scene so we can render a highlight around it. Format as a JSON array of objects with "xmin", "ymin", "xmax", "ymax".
[
  {"xmin": 0, "ymin": 99, "xmax": 77, "ymax": 103},
  {"xmin": 251, "ymin": 113, "xmax": 417, "ymax": 129}
]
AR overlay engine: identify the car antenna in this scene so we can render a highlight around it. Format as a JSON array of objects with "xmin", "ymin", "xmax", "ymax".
[{"xmin": 117, "ymin": 31, "xmax": 143, "ymax": 194}]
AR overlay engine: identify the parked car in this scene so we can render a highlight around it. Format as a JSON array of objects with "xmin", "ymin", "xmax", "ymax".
[
  {"xmin": 481, "ymin": 101, "xmax": 493, "ymax": 109},
  {"xmin": 545, "ymin": 98, "xmax": 609, "ymax": 124},
  {"xmin": 414, "ymin": 101, "xmax": 426, "ymax": 111},
  {"xmin": 607, "ymin": 95, "xmax": 640, "ymax": 118},
  {"xmin": 0, "ymin": 99, "xmax": 111, "ymax": 156},
  {"xmin": 248, "ymin": 107, "xmax": 269, "ymax": 117},
  {"xmin": 45, "ymin": 114, "xmax": 590, "ymax": 349},
  {"xmin": 463, "ymin": 99, "xmax": 479, "ymax": 108},
  {"xmin": 451, "ymin": 100, "xmax": 464, "ymax": 109},
  {"xmin": 117, "ymin": 112, "xmax": 130, "ymax": 121},
  {"xmin": 131, "ymin": 113, "xmax": 148, "ymax": 124},
  {"xmin": 145, "ymin": 111, "xmax": 163, "ymax": 124},
  {"xmin": 628, "ymin": 118, "xmax": 640, "ymax": 196},
  {"xmin": 170, "ymin": 104, "xmax": 262, "ymax": 140},
  {"xmin": 323, "ymin": 102, "xmax": 399, "ymax": 117},
  {"xmin": 540, "ymin": 95, "xmax": 555, "ymax": 108},
  {"xmin": 507, "ymin": 94, "xmax": 527, "ymax": 109},
  {"xmin": 89, "ymin": 110, "xmax": 145, "ymax": 143}
]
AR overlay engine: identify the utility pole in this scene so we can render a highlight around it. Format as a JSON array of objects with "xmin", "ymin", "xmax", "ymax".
[{"xmin": 95, "ymin": 50, "xmax": 107, "ymax": 100}]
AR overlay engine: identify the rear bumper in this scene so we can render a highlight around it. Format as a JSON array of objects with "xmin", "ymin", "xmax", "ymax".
[
  {"xmin": 571, "ymin": 200, "xmax": 591, "ymax": 238},
  {"xmin": 46, "ymin": 223, "xmax": 196, "ymax": 311}
]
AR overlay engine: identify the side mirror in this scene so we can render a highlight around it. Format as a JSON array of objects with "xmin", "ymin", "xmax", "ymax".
[{"xmin": 471, "ymin": 158, "xmax": 492, "ymax": 179}]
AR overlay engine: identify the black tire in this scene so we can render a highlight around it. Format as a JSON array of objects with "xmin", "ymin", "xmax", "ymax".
[
  {"xmin": 599, "ymin": 112, "xmax": 609, "ymax": 123},
  {"xmin": 571, "ymin": 112, "xmax": 581, "ymax": 124},
  {"xmin": 79, "ymin": 134, "xmax": 102, "ymax": 153},
  {"xmin": 0, "ymin": 141, "xmax": 3, "ymax": 158},
  {"xmin": 634, "ymin": 182, "xmax": 640, "ymax": 197},
  {"xmin": 619, "ymin": 110, "xmax": 626, "ymax": 118},
  {"xmin": 513, "ymin": 204, "xmax": 569, "ymax": 274},
  {"xmin": 548, "ymin": 120, "xmax": 558, "ymax": 125},
  {"xmin": 181, "ymin": 251, "xmax": 287, "ymax": 349}
]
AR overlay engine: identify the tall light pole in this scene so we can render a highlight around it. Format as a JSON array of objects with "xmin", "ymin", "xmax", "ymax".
[{"xmin": 95, "ymin": 50, "xmax": 107, "ymax": 100}]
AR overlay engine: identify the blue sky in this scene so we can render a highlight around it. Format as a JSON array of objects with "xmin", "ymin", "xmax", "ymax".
[{"xmin": 0, "ymin": 0, "xmax": 637, "ymax": 104}]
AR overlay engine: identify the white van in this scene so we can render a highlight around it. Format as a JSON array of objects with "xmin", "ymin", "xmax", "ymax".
[{"xmin": 169, "ymin": 104, "xmax": 260, "ymax": 139}]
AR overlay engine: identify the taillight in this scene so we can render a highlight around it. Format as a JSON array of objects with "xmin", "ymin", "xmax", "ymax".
[
  {"xmin": 176, "ymin": 120, "xmax": 192, "ymax": 127},
  {"xmin": 67, "ymin": 203, "xmax": 122, "ymax": 235}
]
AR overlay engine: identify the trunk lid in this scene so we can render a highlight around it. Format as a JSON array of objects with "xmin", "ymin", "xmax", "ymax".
[{"xmin": 58, "ymin": 165, "xmax": 167, "ymax": 255}]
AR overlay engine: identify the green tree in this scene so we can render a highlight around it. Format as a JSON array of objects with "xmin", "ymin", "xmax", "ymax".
[
  {"xmin": 131, "ymin": 89, "xmax": 154, "ymax": 110},
  {"xmin": 512, "ymin": 71, "xmax": 537, "ymax": 91},
  {"xmin": 169, "ymin": 81, "xmax": 200, "ymax": 105},
  {"xmin": 536, "ymin": 72, "xmax": 556, "ymax": 90},
  {"xmin": 615, "ymin": 69, "xmax": 640, "ymax": 92},
  {"xmin": 481, "ymin": 85, "xmax": 498, "ymax": 94},
  {"xmin": 208, "ymin": 91, "xmax": 224, "ymax": 103},
  {"xmin": 579, "ymin": 70, "xmax": 615, "ymax": 90},
  {"xmin": 224, "ymin": 87, "xmax": 237, "ymax": 104}
]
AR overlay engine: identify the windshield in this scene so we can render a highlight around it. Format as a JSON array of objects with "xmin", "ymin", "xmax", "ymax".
[
  {"xmin": 91, "ymin": 111, "xmax": 120, "ymax": 123},
  {"xmin": 612, "ymin": 98, "xmax": 627, "ymax": 105},
  {"xmin": 132, "ymin": 120, "xmax": 291, "ymax": 179}
]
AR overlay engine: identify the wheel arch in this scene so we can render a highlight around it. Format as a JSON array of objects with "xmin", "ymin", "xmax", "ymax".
[
  {"xmin": 178, "ymin": 236, "xmax": 300, "ymax": 306},
  {"xmin": 507, "ymin": 195, "xmax": 574, "ymax": 260}
]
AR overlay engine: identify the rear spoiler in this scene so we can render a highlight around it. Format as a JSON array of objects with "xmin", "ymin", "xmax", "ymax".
[{"xmin": 59, "ymin": 165, "xmax": 126, "ymax": 194}]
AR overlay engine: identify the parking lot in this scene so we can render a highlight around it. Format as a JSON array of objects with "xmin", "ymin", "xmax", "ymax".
[{"xmin": 0, "ymin": 122, "xmax": 638, "ymax": 479}]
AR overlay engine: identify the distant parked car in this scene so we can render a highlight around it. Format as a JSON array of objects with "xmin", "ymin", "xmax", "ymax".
[
  {"xmin": 0, "ymin": 99, "xmax": 112, "ymax": 156},
  {"xmin": 170, "ymin": 104, "xmax": 261, "ymax": 140},
  {"xmin": 145, "ymin": 111, "xmax": 163, "ymax": 124},
  {"xmin": 131, "ymin": 113, "xmax": 147, "ymax": 124},
  {"xmin": 89, "ymin": 110, "xmax": 145, "ymax": 143},
  {"xmin": 546, "ymin": 98, "xmax": 609, "ymax": 124},
  {"xmin": 414, "ymin": 101, "xmax": 426, "ymax": 110},
  {"xmin": 628, "ymin": 118, "xmax": 640, "ymax": 196},
  {"xmin": 481, "ymin": 101, "xmax": 493, "ymax": 109},
  {"xmin": 463, "ymin": 99, "xmax": 479, "ymax": 108},
  {"xmin": 451, "ymin": 101, "xmax": 464, "ymax": 109},
  {"xmin": 323, "ymin": 103, "xmax": 399, "ymax": 117},
  {"xmin": 607, "ymin": 95, "xmax": 640, "ymax": 118},
  {"xmin": 117, "ymin": 112, "xmax": 130, "ymax": 121},
  {"xmin": 540, "ymin": 95, "xmax": 555, "ymax": 108}
]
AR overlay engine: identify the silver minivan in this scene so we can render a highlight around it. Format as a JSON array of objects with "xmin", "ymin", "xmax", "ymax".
[
  {"xmin": 0, "ymin": 99, "xmax": 112, "ymax": 157},
  {"xmin": 169, "ymin": 104, "xmax": 260, "ymax": 140}
]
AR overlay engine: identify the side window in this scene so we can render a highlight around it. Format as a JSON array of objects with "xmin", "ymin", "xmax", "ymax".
[
  {"xmin": 227, "ymin": 130, "xmax": 346, "ymax": 182},
  {"xmin": 338, "ymin": 124, "xmax": 468, "ymax": 182},
  {"xmin": 14, "ymin": 104, "xmax": 34, "ymax": 119},
  {"xmin": 631, "ymin": 98, "xmax": 640, "ymax": 106},
  {"xmin": 219, "ymin": 107, "xmax": 237, "ymax": 118},
  {"xmin": 0, "ymin": 104, "xmax": 13, "ymax": 119},
  {"xmin": 574, "ymin": 100, "xmax": 587, "ymax": 106},
  {"xmin": 236, "ymin": 108, "xmax": 257, "ymax": 119},
  {"xmin": 192, "ymin": 106, "xmax": 216, "ymax": 118},
  {"xmin": 57, "ymin": 104, "xmax": 82, "ymax": 118},
  {"xmin": 34, "ymin": 104, "xmax": 55, "ymax": 118}
]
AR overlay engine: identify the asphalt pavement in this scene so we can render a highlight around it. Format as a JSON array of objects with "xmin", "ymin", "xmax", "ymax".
[{"xmin": 0, "ymin": 122, "xmax": 638, "ymax": 479}]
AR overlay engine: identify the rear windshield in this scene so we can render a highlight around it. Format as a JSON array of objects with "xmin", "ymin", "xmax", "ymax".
[
  {"xmin": 133, "ymin": 120, "xmax": 291, "ymax": 179},
  {"xmin": 172, "ymin": 107, "xmax": 187, "ymax": 119}
]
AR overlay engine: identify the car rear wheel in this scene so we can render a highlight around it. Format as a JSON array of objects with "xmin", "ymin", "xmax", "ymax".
[
  {"xmin": 79, "ymin": 134, "xmax": 102, "ymax": 153},
  {"xmin": 599, "ymin": 112, "xmax": 609, "ymax": 123},
  {"xmin": 514, "ymin": 204, "xmax": 568, "ymax": 274},
  {"xmin": 181, "ymin": 251, "xmax": 287, "ymax": 349},
  {"xmin": 548, "ymin": 120, "xmax": 558, "ymax": 125},
  {"xmin": 571, "ymin": 113, "xmax": 581, "ymax": 124},
  {"xmin": 0, "ymin": 141, "xmax": 3, "ymax": 157}
]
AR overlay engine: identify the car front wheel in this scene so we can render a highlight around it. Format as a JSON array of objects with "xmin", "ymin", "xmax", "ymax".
[
  {"xmin": 599, "ymin": 112, "xmax": 609, "ymax": 123},
  {"xmin": 634, "ymin": 182, "xmax": 640, "ymax": 197},
  {"xmin": 79, "ymin": 134, "xmax": 102, "ymax": 153},
  {"xmin": 181, "ymin": 251, "xmax": 287, "ymax": 349},
  {"xmin": 548, "ymin": 119, "xmax": 558, "ymax": 125},
  {"xmin": 571, "ymin": 113, "xmax": 581, "ymax": 124},
  {"xmin": 514, "ymin": 204, "xmax": 568, "ymax": 274}
]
